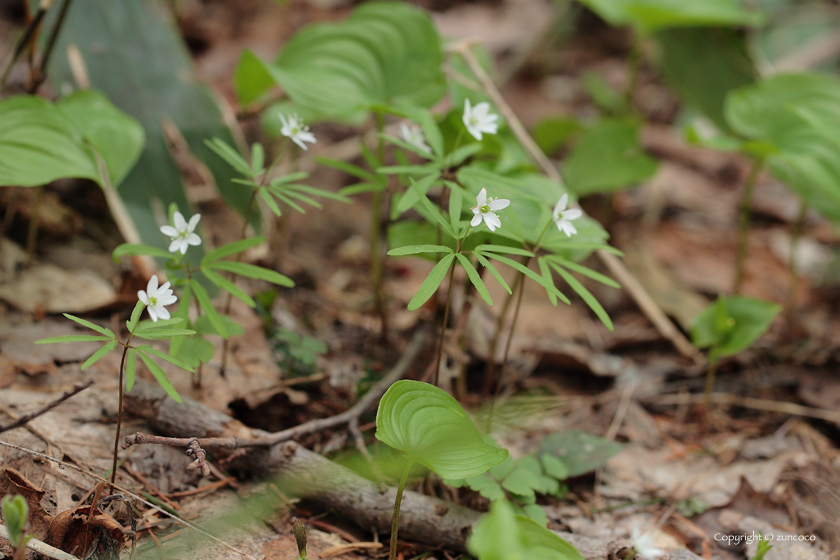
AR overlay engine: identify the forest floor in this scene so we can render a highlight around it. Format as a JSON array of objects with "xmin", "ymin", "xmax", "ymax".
[{"xmin": 1, "ymin": 0, "xmax": 839, "ymax": 559}]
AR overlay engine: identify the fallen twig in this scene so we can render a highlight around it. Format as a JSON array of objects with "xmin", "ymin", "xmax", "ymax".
[
  {"xmin": 0, "ymin": 380, "xmax": 94, "ymax": 434},
  {"xmin": 0, "ymin": 522, "xmax": 79, "ymax": 560},
  {"xmin": 653, "ymin": 392, "xmax": 840, "ymax": 424}
]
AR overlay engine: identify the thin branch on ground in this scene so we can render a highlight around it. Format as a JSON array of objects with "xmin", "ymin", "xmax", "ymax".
[
  {"xmin": 0, "ymin": 380, "xmax": 94, "ymax": 434},
  {"xmin": 653, "ymin": 392, "xmax": 840, "ymax": 424},
  {"xmin": 448, "ymin": 39, "xmax": 703, "ymax": 364},
  {"xmin": 0, "ymin": 522, "xmax": 79, "ymax": 560},
  {"xmin": 124, "ymin": 328, "xmax": 428, "ymax": 453}
]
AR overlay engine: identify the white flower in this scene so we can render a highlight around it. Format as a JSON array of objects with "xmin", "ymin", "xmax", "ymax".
[
  {"xmin": 552, "ymin": 194, "xmax": 583, "ymax": 237},
  {"xmin": 137, "ymin": 275, "xmax": 178, "ymax": 322},
  {"xmin": 631, "ymin": 527, "xmax": 665, "ymax": 560},
  {"xmin": 462, "ymin": 99, "xmax": 499, "ymax": 141},
  {"xmin": 399, "ymin": 122, "xmax": 431, "ymax": 153},
  {"xmin": 470, "ymin": 188, "xmax": 510, "ymax": 232},
  {"xmin": 279, "ymin": 113, "xmax": 317, "ymax": 151},
  {"xmin": 160, "ymin": 212, "xmax": 201, "ymax": 255}
]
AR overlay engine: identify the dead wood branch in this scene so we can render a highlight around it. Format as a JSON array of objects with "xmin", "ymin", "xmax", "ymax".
[
  {"xmin": 0, "ymin": 380, "xmax": 94, "ymax": 434},
  {"xmin": 0, "ymin": 522, "xmax": 80, "ymax": 560}
]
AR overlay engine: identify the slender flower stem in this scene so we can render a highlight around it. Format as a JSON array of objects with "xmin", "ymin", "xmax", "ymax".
[
  {"xmin": 219, "ymin": 143, "xmax": 287, "ymax": 377},
  {"xmin": 111, "ymin": 332, "xmax": 134, "ymax": 488},
  {"xmin": 371, "ymin": 111, "xmax": 389, "ymax": 341},
  {"xmin": 703, "ymin": 351, "xmax": 719, "ymax": 412},
  {"xmin": 388, "ymin": 462, "xmax": 412, "ymax": 560},
  {"xmin": 434, "ymin": 259, "xmax": 457, "ymax": 388},
  {"xmin": 732, "ymin": 158, "xmax": 763, "ymax": 294}
]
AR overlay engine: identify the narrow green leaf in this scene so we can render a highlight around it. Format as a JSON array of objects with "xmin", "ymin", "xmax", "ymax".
[
  {"xmin": 475, "ymin": 253, "xmax": 511, "ymax": 294},
  {"xmin": 135, "ymin": 317, "xmax": 184, "ymax": 334},
  {"xmin": 316, "ymin": 157, "xmax": 375, "ymax": 180},
  {"xmin": 189, "ymin": 279, "xmax": 228, "ymax": 339},
  {"xmin": 81, "ymin": 340, "xmax": 118, "ymax": 370},
  {"xmin": 36, "ymin": 335, "xmax": 113, "ymax": 344},
  {"xmin": 204, "ymin": 137, "xmax": 252, "ymax": 177},
  {"xmin": 489, "ymin": 254, "xmax": 570, "ymax": 305},
  {"xmin": 201, "ymin": 266, "xmax": 256, "ymax": 307},
  {"xmin": 269, "ymin": 189, "xmax": 307, "ymax": 214},
  {"xmin": 286, "ymin": 184, "xmax": 351, "ymax": 203},
  {"xmin": 281, "ymin": 189, "xmax": 322, "ymax": 209},
  {"xmin": 135, "ymin": 345, "xmax": 195, "ymax": 372},
  {"xmin": 449, "ymin": 187, "xmax": 463, "ymax": 236},
  {"xmin": 207, "ymin": 261, "xmax": 294, "ymax": 287},
  {"xmin": 269, "ymin": 171, "xmax": 309, "ymax": 186},
  {"xmin": 455, "ymin": 253, "xmax": 492, "ymax": 306},
  {"xmin": 388, "ymin": 244, "xmax": 453, "ymax": 256},
  {"xmin": 474, "ymin": 244, "xmax": 534, "ymax": 257},
  {"xmin": 137, "ymin": 350, "xmax": 183, "ymax": 403},
  {"xmin": 126, "ymin": 300, "xmax": 144, "ymax": 333},
  {"xmin": 169, "ymin": 283, "xmax": 191, "ymax": 357},
  {"xmin": 412, "ymin": 179, "xmax": 456, "ymax": 238},
  {"xmin": 125, "ymin": 348, "xmax": 137, "ymax": 392},
  {"xmin": 546, "ymin": 256, "xmax": 620, "ymax": 288},
  {"xmin": 407, "ymin": 254, "xmax": 455, "ymax": 311},
  {"xmin": 379, "ymin": 164, "xmax": 436, "ymax": 175},
  {"xmin": 202, "ymin": 237, "xmax": 265, "ymax": 264},
  {"xmin": 395, "ymin": 171, "xmax": 440, "ymax": 214},
  {"xmin": 61, "ymin": 314, "xmax": 115, "ymax": 338},
  {"xmin": 550, "ymin": 262, "xmax": 614, "ymax": 331},
  {"xmin": 375, "ymin": 380, "xmax": 508, "ymax": 478},
  {"xmin": 378, "ymin": 133, "xmax": 436, "ymax": 160},
  {"xmin": 134, "ymin": 329, "xmax": 196, "ymax": 340},
  {"xmin": 250, "ymin": 142, "xmax": 265, "ymax": 176},
  {"xmin": 260, "ymin": 187, "xmax": 283, "ymax": 217},
  {"xmin": 112, "ymin": 243, "xmax": 177, "ymax": 263},
  {"xmin": 539, "ymin": 257, "xmax": 558, "ymax": 306}
]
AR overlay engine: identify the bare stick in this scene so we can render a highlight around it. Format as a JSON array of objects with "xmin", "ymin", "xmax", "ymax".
[
  {"xmin": 450, "ymin": 41, "xmax": 702, "ymax": 363},
  {"xmin": 0, "ymin": 522, "xmax": 79, "ymax": 560},
  {"xmin": 653, "ymin": 392, "xmax": 840, "ymax": 424},
  {"xmin": 0, "ymin": 380, "xmax": 94, "ymax": 434}
]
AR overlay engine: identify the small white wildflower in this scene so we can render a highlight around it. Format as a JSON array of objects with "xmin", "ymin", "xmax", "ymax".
[
  {"xmin": 399, "ymin": 122, "xmax": 431, "ymax": 153},
  {"xmin": 462, "ymin": 99, "xmax": 499, "ymax": 141},
  {"xmin": 279, "ymin": 113, "xmax": 317, "ymax": 151},
  {"xmin": 631, "ymin": 527, "xmax": 665, "ymax": 560},
  {"xmin": 470, "ymin": 188, "xmax": 510, "ymax": 232},
  {"xmin": 137, "ymin": 275, "xmax": 178, "ymax": 322},
  {"xmin": 160, "ymin": 211, "xmax": 201, "ymax": 255},
  {"xmin": 552, "ymin": 194, "xmax": 583, "ymax": 237}
]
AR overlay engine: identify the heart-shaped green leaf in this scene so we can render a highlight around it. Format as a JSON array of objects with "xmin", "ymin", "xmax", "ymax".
[
  {"xmin": 375, "ymin": 380, "xmax": 508, "ymax": 479},
  {"xmin": 690, "ymin": 295, "xmax": 780, "ymax": 357}
]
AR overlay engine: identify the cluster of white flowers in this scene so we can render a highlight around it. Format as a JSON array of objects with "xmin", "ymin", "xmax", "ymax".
[{"xmin": 469, "ymin": 188, "xmax": 581, "ymax": 236}]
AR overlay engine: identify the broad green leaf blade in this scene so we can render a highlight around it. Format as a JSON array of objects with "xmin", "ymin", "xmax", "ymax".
[
  {"xmin": 125, "ymin": 348, "xmax": 137, "ymax": 392},
  {"xmin": 189, "ymin": 279, "xmax": 228, "ymax": 339},
  {"xmin": 475, "ymin": 254, "xmax": 511, "ymax": 294},
  {"xmin": 112, "ymin": 243, "xmax": 176, "ymax": 262},
  {"xmin": 563, "ymin": 119, "xmax": 658, "ymax": 196},
  {"xmin": 375, "ymin": 380, "xmax": 508, "ymax": 478},
  {"xmin": 81, "ymin": 340, "xmax": 118, "ymax": 370},
  {"xmin": 61, "ymin": 314, "xmax": 116, "ymax": 339},
  {"xmin": 387, "ymin": 244, "xmax": 453, "ymax": 256},
  {"xmin": 250, "ymin": 142, "xmax": 265, "ymax": 176},
  {"xmin": 170, "ymin": 335, "xmax": 216, "ymax": 369},
  {"xmin": 36, "ymin": 335, "xmax": 113, "ymax": 344},
  {"xmin": 407, "ymin": 254, "xmax": 455, "ymax": 311},
  {"xmin": 538, "ymin": 431, "xmax": 624, "ymax": 478},
  {"xmin": 192, "ymin": 315, "xmax": 245, "ymax": 337},
  {"xmin": 550, "ymin": 262, "xmax": 614, "ymax": 331},
  {"xmin": 243, "ymin": 2, "xmax": 445, "ymax": 117},
  {"xmin": 137, "ymin": 350, "xmax": 183, "ymax": 403},
  {"xmin": 134, "ymin": 345, "xmax": 195, "ymax": 372},
  {"xmin": 207, "ymin": 261, "xmax": 294, "ymax": 287},
  {"xmin": 202, "ymin": 237, "xmax": 265, "ymax": 264},
  {"xmin": 0, "ymin": 95, "xmax": 101, "ymax": 187},
  {"xmin": 690, "ymin": 296, "xmax": 780, "ymax": 357},
  {"xmin": 576, "ymin": 0, "xmax": 763, "ymax": 32},
  {"xmin": 201, "ymin": 266, "xmax": 256, "ymax": 307},
  {"xmin": 56, "ymin": 90, "xmax": 145, "ymax": 186},
  {"xmin": 455, "ymin": 254, "xmax": 492, "ymax": 306}
]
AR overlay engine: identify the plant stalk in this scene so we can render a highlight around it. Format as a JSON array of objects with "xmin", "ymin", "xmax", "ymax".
[
  {"xmin": 27, "ymin": 0, "xmax": 74, "ymax": 93},
  {"xmin": 732, "ymin": 158, "xmax": 763, "ymax": 294},
  {"xmin": 703, "ymin": 351, "xmax": 719, "ymax": 412},
  {"xmin": 434, "ymin": 259, "xmax": 457, "ymax": 388},
  {"xmin": 0, "ymin": 0, "xmax": 53, "ymax": 88},
  {"xmin": 371, "ymin": 111, "xmax": 389, "ymax": 342},
  {"xmin": 111, "ymin": 341, "xmax": 130, "ymax": 488},
  {"xmin": 388, "ymin": 462, "xmax": 412, "ymax": 560}
]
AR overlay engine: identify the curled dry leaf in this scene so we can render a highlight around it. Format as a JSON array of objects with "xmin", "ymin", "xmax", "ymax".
[{"xmin": 44, "ymin": 505, "xmax": 129, "ymax": 559}]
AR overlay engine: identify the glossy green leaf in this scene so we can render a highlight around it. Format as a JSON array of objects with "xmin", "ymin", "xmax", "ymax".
[
  {"xmin": 207, "ymin": 261, "xmax": 294, "ymax": 287},
  {"xmin": 690, "ymin": 295, "xmax": 780, "ymax": 357},
  {"xmin": 376, "ymin": 380, "xmax": 508, "ymax": 478},
  {"xmin": 563, "ymin": 119, "xmax": 658, "ymax": 196},
  {"xmin": 407, "ymin": 254, "xmax": 455, "ymax": 311},
  {"xmin": 202, "ymin": 237, "xmax": 265, "ymax": 263},
  {"xmin": 125, "ymin": 348, "xmax": 137, "ymax": 392},
  {"xmin": 576, "ymin": 0, "xmax": 763, "ymax": 32},
  {"xmin": 237, "ymin": 2, "xmax": 445, "ymax": 117},
  {"xmin": 137, "ymin": 350, "xmax": 182, "ymax": 403},
  {"xmin": 387, "ymin": 244, "xmax": 453, "ymax": 256},
  {"xmin": 81, "ymin": 340, "xmax": 117, "ymax": 370},
  {"xmin": 455, "ymin": 253, "xmax": 493, "ymax": 306},
  {"xmin": 189, "ymin": 279, "xmax": 228, "ymax": 339},
  {"xmin": 0, "ymin": 95, "xmax": 100, "ymax": 187},
  {"xmin": 56, "ymin": 90, "xmax": 145, "ymax": 186}
]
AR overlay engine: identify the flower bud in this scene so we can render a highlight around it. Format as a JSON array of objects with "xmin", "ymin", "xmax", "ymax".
[{"xmin": 293, "ymin": 517, "xmax": 307, "ymax": 559}]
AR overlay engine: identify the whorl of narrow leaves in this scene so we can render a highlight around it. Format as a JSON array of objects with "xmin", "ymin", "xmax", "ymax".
[{"xmin": 375, "ymin": 380, "xmax": 508, "ymax": 479}]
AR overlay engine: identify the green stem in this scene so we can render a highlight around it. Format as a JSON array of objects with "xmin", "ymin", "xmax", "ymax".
[
  {"xmin": 25, "ymin": 186, "xmax": 42, "ymax": 265},
  {"xmin": 434, "ymin": 259, "xmax": 457, "ymax": 388},
  {"xmin": 371, "ymin": 112, "xmax": 389, "ymax": 341},
  {"xmin": 732, "ymin": 158, "xmax": 763, "ymax": 294},
  {"xmin": 388, "ymin": 462, "xmax": 412, "ymax": 560},
  {"xmin": 703, "ymin": 350, "xmax": 719, "ymax": 412}
]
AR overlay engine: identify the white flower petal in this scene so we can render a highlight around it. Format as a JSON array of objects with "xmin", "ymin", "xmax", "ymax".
[
  {"xmin": 173, "ymin": 212, "xmax": 187, "ymax": 230},
  {"xmin": 188, "ymin": 213, "xmax": 201, "ymax": 231},
  {"xmin": 471, "ymin": 213, "xmax": 483, "ymax": 227},
  {"xmin": 147, "ymin": 306, "xmax": 159, "ymax": 322},
  {"xmin": 563, "ymin": 208, "xmax": 583, "ymax": 220},
  {"xmin": 138, "ymin": 291, "xmax": 149, "ymax": 305},
  {"xmin": 484, "ymin": 212, "xmax": 501, "ymax": 231},
  {"xmin": 160, "ymin": 225, "xmax": 179, "ymax": 237},
  {"xmin": 475, "ymin": 188, "xmax": 487, "ymax": 206},
  {"xmin": 489, "ymin": 198, "xmax": 510, "ymax": 211}
]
